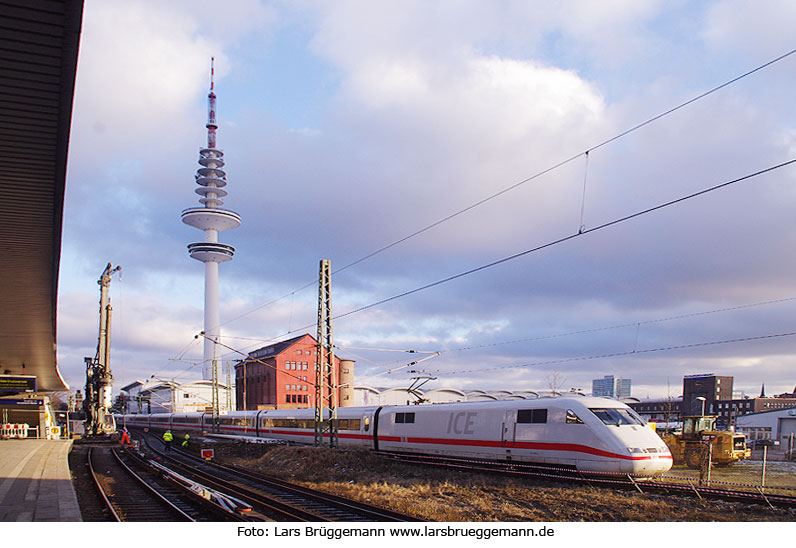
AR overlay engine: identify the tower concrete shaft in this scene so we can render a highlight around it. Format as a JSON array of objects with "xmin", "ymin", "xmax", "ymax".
[{"xmin": 181, "ymin": 59, "xmax": 241, "ymax": 379}]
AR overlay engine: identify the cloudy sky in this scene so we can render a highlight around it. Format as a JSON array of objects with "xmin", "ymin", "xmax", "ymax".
[{"xmin": 57, "ymin": 0, "xmax": 796, "ymax": 400}]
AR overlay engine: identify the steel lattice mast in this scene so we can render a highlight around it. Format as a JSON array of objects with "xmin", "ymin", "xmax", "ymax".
[
  {"xmin": 181, "ymin": 58, "xmax": 241, "ymax": 379},
  {"xmin": 315, "ymin": 259, "xmax": 338, "ymax": 447}
]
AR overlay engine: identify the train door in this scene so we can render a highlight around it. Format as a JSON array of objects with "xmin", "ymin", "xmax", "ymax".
[{"xmin": 501, "ymin": 410, "xmax": 516, "ymax": 458}]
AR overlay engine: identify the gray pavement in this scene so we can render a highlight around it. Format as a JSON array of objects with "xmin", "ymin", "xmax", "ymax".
[{"xmin": 0, "ymin": 439, "xmax": 81, "ymax": 521}]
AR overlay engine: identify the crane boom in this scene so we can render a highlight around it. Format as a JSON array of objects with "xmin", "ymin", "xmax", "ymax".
[{"xmin": 83, "ymin": 263, "xmax": 121, "ymax": 436}]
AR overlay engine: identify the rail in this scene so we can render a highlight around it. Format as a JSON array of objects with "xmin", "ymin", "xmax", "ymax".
[{"xmin": 137, "ymin": 430, "xmax": 419, "ymax": 521}]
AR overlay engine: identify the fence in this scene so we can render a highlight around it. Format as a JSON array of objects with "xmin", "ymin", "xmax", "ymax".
[{"xmin": 659, "ymin": 447, "xmax": 796, "ymax": 497}]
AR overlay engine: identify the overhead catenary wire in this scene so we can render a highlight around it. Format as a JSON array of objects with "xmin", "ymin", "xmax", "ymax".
[
  {"xmin": 442, "ymin": 294, "xmax": 796, "ymax": 354},
  {"xmin": 335, "ymin": 346, "xmax": 438, "ymax": 354},
  {"xmin": 195, "ymin": 331, "xmax": 320, "ymax": 386},
  {"xmin": 213, "ymin": 47, "xmax": 796, "ymax": 331},
  {"xmin": 419, "ymin": 329, "xmax": 796, "ymax": 376},
  {"xmin": 332, "ymin": 159, "xmax": 796, "ymax": 322},
  {"xmin": 330, "ymin": 47, "xmax": 796, "ymax": 276},
  {"xmin": 317, "ymin": 293, "xmax": 796, "ymax": 381},
  {"xmin": 356, "ymin": 351, "xmax": 441, "ymax": 382}
]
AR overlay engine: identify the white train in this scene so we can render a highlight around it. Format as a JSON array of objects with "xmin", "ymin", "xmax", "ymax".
[{"xmin": 119, "ymin": 396, "xmax": 672, "ymax": 476}]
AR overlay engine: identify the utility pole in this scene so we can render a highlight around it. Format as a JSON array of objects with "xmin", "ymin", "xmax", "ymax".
[
  {"xmin": 226, "ymin": 360, "xmax": 232, "ymax": 412},
  {"xmin": 211, "ymin": 355, "xmax": 220, "ymax": 433},
  {"xmin": 314, "ymin": 259, "xmax": 338, "ymax": 447}
]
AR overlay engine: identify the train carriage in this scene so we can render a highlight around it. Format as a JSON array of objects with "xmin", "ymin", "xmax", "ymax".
[{"xmin": 118, "ymin": 396, "xmax": 672, "ymax": 476}]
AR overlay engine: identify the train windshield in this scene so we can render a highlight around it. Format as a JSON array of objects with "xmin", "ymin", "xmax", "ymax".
[{"xmin": 589, "ymin": 408, "xmax": 646, "ymax": 426}]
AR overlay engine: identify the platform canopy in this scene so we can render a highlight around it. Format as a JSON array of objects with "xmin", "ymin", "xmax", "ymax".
[{"xmin": 0, "ymin": 0, "xmax": 84, "ymax": 391}]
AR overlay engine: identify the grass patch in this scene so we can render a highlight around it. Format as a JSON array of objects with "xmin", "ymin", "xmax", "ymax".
[{"xmin": 216, "ymin": 444, "xmax": 795, "ymax": 522}]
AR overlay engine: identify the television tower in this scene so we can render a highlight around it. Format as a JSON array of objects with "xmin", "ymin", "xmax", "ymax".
[{"xmin": 181, "ymin": 59, "xmax": 241, "ymax": 379}]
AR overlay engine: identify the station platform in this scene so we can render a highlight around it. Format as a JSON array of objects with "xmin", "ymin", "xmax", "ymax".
[{"xmin": 0, "ymin": 439, "xmax": 81, "ymax": 521}]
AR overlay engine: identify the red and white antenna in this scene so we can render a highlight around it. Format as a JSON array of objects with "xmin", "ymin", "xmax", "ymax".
[{"xmin": 207, "ymin": 57, "xmax": 217, "ymax": 149}]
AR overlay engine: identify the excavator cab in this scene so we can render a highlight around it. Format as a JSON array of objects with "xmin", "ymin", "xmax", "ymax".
[
  {"xmin": 682, "ymin": 415, "xmax": 717, "ymax": 439},
  {"xmin": 664, "ymin": 414, "xmax": 750, "ymax": 468}
]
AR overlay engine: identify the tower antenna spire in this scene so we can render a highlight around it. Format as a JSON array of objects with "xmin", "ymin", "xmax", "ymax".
[{"xmin": 206, "ymin": 57, "xmax": 217, "ymax": 149}]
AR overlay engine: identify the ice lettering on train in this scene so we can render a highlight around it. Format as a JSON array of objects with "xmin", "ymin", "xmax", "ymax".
[{"xmin": 446, "ymin": 411, "xmax": 477, "ymax": 434}]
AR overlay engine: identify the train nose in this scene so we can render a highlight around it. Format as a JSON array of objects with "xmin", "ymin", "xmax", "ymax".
[
  {"xmin": 624, "ymin": 444, "xmax": 673, "ymax": 475},
  {"xmin": 629, "ymin": 452, "xmax": 672, "ymax": 475},
  {"xmin": 643, "ymin": 457, "xmax": 672, "ymax": 475}
]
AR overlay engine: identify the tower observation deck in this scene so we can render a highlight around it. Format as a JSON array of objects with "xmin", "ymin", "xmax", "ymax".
[{"xmin": 181, "ymin": 59, "xmax": 241, "ymax": 379}]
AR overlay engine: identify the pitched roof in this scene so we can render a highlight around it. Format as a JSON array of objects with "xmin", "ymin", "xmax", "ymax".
[{"xmin": 245, "ymin": 333, "xmax": 316, "ymax": 361}]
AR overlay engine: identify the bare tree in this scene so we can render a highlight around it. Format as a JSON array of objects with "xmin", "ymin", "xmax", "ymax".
[{"xmin": 546, "ymin": 371, "xmax": 566, "ymax": 396}]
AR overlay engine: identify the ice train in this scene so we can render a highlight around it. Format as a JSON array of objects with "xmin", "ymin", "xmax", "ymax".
[{"xmin": 120, "ymin": 396, "xmax": 672, "ymax": 476}]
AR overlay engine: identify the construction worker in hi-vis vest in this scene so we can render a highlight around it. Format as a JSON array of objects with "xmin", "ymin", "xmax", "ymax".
[{"xmin": 162, "ymin": 430, "xmax": 173, "ymax": 451}]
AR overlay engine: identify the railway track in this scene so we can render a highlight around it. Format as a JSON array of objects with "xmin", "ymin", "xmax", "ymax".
[
  {"xmin": 86, "ymin": 445, "xmax": 255, "ymax": 521},
  {"xmin": 138, "ymin": 433, "xmax": 419, "ymax": 521},
  {"xmin": 374, "ymin": 451, "xmax": 796, "ymax": 509},
  {"xmin": 88, "ymin": 446, "xmax": 197, "ymax": 521}
]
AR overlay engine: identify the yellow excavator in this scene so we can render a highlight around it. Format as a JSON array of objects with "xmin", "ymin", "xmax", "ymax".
[{"xmin": 662, "ymin": 415, "xmax": 750, "ymax": 468}]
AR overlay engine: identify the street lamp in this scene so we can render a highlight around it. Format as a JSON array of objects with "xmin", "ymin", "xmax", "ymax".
[{"xmin": 696, "ymin": 396, "xmax": 706, "ymax": 416}]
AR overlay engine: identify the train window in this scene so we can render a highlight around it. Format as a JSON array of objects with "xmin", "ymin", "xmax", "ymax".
[
  {"xmin": 589, "ymin": 408, "xmax": 645, "ymax": 426},
  {"xmin": 338, "ymin": 419, "xmax": 360, "ymax": 431},
  {"xmin": 566, "ymin": 410, "xmax": 584, "ymax": 424},
  {"xmin": 517, "ymin": 409, "xmax": 547, "ymax": 424},
  {"xmin": 395, "ymin": 412, "xmax": 415, "ymax": 424}
]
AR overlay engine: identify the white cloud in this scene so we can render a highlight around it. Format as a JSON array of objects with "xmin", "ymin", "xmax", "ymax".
[{"xmin": 702, "ymin": 0, "xmax": 796, "ymax": 59}]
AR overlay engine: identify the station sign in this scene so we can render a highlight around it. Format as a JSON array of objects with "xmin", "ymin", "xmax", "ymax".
[
  {"xmin": 0, "ymin": 375, "xmax": 37, "ymax": 394},
  {"xmin": 0, "ymin": 398, "xmax": 44, "ymax": 406}
]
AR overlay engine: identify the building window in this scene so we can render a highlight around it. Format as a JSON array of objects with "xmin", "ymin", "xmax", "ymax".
[
  {"xmin": 285, "ymin": 363, "xmax": 289, "ymax": 370},
  {"xmin": 285, "ymin": 384, "xmax": 290, "ymax": 391},
  {"xmin": 297, "ymin": 350, "xmax": 302, "ymax": 355},
  {"xmin": 285, "ymin": 395, "xmax": 290, "ymax": 403}
]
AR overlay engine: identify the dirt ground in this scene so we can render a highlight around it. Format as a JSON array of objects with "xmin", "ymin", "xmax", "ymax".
[{"xmin": 210, "ymin": 442, "xmax": 795, "ymax": 522}]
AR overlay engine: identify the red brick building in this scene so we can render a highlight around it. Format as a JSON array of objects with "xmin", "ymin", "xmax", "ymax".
[{"xmin": 234, "ymin": 333, "xmax": 354, "ymax": 410}]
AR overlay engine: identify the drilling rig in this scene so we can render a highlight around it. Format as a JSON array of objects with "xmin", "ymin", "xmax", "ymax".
[{"xmin": 83, "ymin": 263, "xmax": 121, "ymax": 436}]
